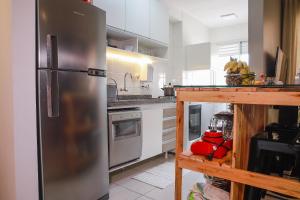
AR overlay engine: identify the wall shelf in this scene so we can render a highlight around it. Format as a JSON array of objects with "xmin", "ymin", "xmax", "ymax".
[
  {"xmin": 107, "ymin": 26, "xmax": 168, "ymax": 60},
  {"xmin": 107, "ymin": 46, "xmax": 168, "ymax": 64},
  {"xmin": 175, "ymin": 87, "xmax": 300, "ymax": 200}
]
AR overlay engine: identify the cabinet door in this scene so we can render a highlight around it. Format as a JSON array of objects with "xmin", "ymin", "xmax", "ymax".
[
  {"xmin": 125, "ymin": 0, "xmax": 150, "ymax": 37},
  {"xmin": 93, "ymin": 0, "xmax": 126, "ymax": 30},
  {"xmin": 141, "ymin": 108, "xmax": 163, "ymax": 160},
  {"xmin": 150, "ymin": 0, "xmax": 169, "ymax": 44}
]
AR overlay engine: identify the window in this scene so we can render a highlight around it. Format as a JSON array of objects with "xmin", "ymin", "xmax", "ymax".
[
  {"xmin": 212, "ymin": 41, "xmax": 249, "ymax": 85},
  {"xmin": 182, "ymin": 41, "xmax": 249, "ymax": 86}
]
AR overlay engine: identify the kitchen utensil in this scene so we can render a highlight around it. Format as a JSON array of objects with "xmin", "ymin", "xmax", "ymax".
[
  {"xmin": 161, "ymin": 83, "xmax": 175, "ymax": 96},
  {"xmin": 107, "ymin": 84, "xmax": 118, "ymax": 102},
  {"xmin": 107, "ymin": 78, "xmax": 118, "ymax": 102},
  {"xmin": 212, "ymin": 111, "xmax": 233, "ymax": 139}
]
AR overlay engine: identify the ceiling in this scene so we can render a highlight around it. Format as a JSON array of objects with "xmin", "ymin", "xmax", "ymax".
[{"xmin": 163, "ymin": 0, "xmax": 248, "ymax": 28}]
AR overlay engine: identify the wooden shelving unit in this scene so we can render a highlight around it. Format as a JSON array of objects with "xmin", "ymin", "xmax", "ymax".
[{"xmin": 175, "ymin": 87, "xmax": 300, "ymax": 200}]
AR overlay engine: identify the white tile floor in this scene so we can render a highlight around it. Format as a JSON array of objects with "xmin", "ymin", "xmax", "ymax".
[{"xmin": 109, "ymin": 154, "xmax": 205, "ymax": 200}]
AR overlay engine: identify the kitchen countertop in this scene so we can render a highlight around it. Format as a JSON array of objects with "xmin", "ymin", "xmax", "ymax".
[{"xmin": 107, "ymin": 95, "xmax": 176, "ymax": 108}]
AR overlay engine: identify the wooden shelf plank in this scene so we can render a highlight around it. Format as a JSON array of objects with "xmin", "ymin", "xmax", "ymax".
[
  {"xmin": 176, "ymin": 87, "xmax": 300, "ymax": 92},
  {"xmin": 177, "ymin": 154, "xmax": 300, "ymax": 199},
  {"xmin": 176, "ymin": 90, "xmax": 300, "ymax": 106},
  {"xmin": 179, "ymin": 152, "xmax": 232, "ymax": 168}
]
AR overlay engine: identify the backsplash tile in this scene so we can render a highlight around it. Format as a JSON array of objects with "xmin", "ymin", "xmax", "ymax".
[{"xmin": 107, "ymin": 57, "xmax": 171, "ymax": 97}]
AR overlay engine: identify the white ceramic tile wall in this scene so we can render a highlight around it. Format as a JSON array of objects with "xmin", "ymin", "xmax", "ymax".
[{"xmin": 107, "ymin": 57, "xmax": 171, "ymax": 97}]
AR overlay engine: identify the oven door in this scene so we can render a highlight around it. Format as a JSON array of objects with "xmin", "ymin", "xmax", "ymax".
[
  {"xmin": 189, "ymin": 104, "xmax": 202, "ymax": 141},
  {"xmin": 108, "ymin": 111, "xmax": 142, "ymax": 168},
  {"xmin": 112, "ymin": 118, "xmax": 141, "ymax": 141}
]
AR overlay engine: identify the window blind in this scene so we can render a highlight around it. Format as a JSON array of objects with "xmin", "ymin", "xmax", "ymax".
[{"xmin": 217, "ymin": 41, "xmax": 248, "ymax": 57}]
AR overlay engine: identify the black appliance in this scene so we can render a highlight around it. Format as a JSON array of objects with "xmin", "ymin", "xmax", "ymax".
[
  {"xmin": 245, "ymin": 123, "xmax": 300, "ymax": 200},
  {"xmin": 36, "ymin": 0, "xmax": 109, "ymax": 199},
  {"xmin": 189, "ymin": 104, "xmax": 202, "ymax": 141}
]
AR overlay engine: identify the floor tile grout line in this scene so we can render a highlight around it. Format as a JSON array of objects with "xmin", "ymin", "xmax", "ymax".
[
  {"xmin": 143, "ymin": 187, "xmax": 159, "ymax": 200},
  {"xmin": 109, "ymin": 184, "xmax": 143, "ymax": 199},
  {"xmin": 114, "ymin": 180, "xmax": 157, "ymax": 197},
  {"xmin": 134, "ymin": 194, "xmax": 155, "ymax": 200}
]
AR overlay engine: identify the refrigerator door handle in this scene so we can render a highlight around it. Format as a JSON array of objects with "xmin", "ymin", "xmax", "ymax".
[
  {"xmin": 46, "ymin": 34, "xmax": 58, "ymax": 69},
  {"xmin": 46, "ymin": 70, "xmax": 60, "ymax": 117}
]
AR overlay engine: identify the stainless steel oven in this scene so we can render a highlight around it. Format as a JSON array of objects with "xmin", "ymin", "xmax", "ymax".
[{"xmin": 108, "ymin": 108, "xmax": 142, "ymax": 168}]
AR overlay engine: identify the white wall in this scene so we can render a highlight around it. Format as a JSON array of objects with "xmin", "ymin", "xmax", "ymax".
[
  {"xmin": 210, "ymin": 23, "xmax": 248, "ymax": 44},
  {"xmin": 0, "ymin": 0, "xmax": 39, "ymax": 199},
  {"xmin": 249, "ymin": 0, "xmax": 282, "ymax": 75},
  {"xmin": 167, "ymin": 12, "xmax": 211, "ymax": 85},
  {"xmin": 263, "ymin": 0, "xmax": 281, "ymax": 76},
  {"xmin": 181, "ymin": 12, "xmax": 210, "ymax": 45},
  {"xmin": 12, "ymin": 0, "xmax": 39, "ymax": 199},
  {"xmin": 165, "ymin": 2, "xmax": 210, "ymax": 46},
  {"xmin": 168, "ymin": 21, "xmax": 185, "ymax": 85},
  {"xmin": 0, "ymin": 0, "xmax": 16, "ymax": 199},
  {"xmin": 249, "ymin": 0, "xmax": 264, "ymax": 74},
  {"xmin": 185, "ymin": 43, "xmax": 211, "ymax": 70}
]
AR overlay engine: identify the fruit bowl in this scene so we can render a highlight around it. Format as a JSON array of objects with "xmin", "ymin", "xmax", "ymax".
[
  {"xmin": 225, "ymin": 73, "xmax": 256, "ymax": 86},
  {"xmin": 224, "ymin": 58, "xmax": 256, "ymax": 86},
  {"xmin": 225, "ymin": 74, "xmax": 242, "ymax": 86}
]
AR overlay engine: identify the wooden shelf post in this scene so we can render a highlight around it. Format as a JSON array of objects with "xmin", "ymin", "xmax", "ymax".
[
  {"xmin": 231, "ymin": 104, "xmax": 267, "ymax": 200},
  {"xmin": 175, "ymin": 101, "xmax": 184, "ymax": 200}
]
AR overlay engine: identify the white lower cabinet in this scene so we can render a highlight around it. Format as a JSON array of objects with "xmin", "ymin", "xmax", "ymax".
[{"xmin": 141, "ymin": 108, "xmax": 163, "ymax": 160}]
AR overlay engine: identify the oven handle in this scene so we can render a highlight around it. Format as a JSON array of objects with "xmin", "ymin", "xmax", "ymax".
[
  {"xmin": 111, "ymin": 124, "xmax": 116, "ymax": 144},
  {"xmin": 108, "ymin": 111, "xmax": 142, "ymax": 121}
]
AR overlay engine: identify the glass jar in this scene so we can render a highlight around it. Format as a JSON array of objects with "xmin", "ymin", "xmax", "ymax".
[{"xmin": 211, "ymin": 111, "xmax": 234, "ymax": 139}]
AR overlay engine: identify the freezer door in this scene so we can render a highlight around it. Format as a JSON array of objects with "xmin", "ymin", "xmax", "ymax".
[
  {"xmin": 37, "ymin": 0, "xmax": 106, "ymax": 70},
  {"xmin": 37, "ymin": 69, "xmax": 108, "ymax": 200}
]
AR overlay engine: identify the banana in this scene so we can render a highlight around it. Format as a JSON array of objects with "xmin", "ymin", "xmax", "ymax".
[{"xmin": 224, "ymin": 59, "xmax": 250, "ymax": 75}]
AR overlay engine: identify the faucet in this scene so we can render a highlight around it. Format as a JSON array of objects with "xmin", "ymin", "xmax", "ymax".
[{"xmin": 120, "ymin": 72, "xmax": 132, "ymax": 92}]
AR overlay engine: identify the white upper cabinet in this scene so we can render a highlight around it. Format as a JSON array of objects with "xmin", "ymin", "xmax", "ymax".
[
  {"xmin": 94, "ymin": 0, "xmax": 169, "ymax": 45},
  {"xmin": 150, "ymin": 0, "xmax": 169, "ymax": 44},
  {"xmin": 125, "ymin": 0, "xmax": 150, "ymax": 37},
  {"xmin": 93, "ymin": 0, "xmax": 126, "ymax": 30}
]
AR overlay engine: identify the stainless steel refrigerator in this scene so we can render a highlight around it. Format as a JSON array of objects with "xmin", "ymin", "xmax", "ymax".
[{"xmin": 37, "ymin": 0, "xmax": 109, "ymax": 199}]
